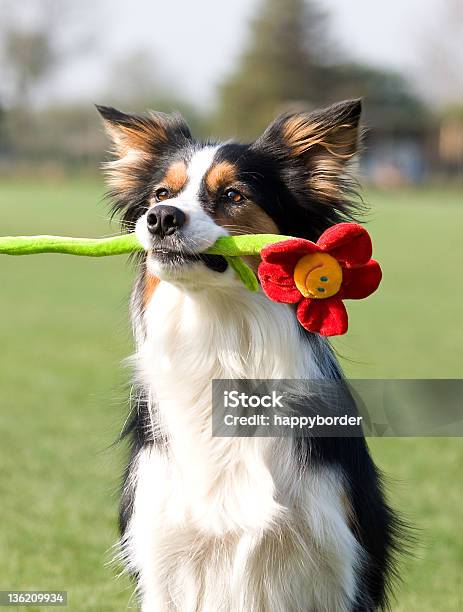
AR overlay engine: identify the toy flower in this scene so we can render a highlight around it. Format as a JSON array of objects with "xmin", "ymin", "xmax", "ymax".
[{"xmin": 257, "ymin": 223, "xmax": 382, "ymax": 336}]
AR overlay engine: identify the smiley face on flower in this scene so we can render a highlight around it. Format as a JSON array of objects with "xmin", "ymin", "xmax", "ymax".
[{"xmin": 257, "ymin": 223, "xmax": 382, "ymax": 336}]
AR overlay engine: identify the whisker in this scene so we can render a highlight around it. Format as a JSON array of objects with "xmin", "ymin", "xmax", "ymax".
[{"xmin": 218, "ymin": 224, "xmax": 266, "ymax": 235}]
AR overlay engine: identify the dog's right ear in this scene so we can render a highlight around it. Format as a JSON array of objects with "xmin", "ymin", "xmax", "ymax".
[{"xmin": 96, "ymin": 105, "xmax": 192, "ymax": 158}]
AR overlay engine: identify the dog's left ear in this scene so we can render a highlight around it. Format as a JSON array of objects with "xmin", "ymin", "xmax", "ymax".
[
  {"xmin": 96, "ymin": 105, "xmax": 193, "ymax": 208},
  {"xmin": 96, "ymin": 105, "xmax": 192, "ymax": 158},
  {"xmin": 253, "ymin": 99, "xmax": 362, "ymax": 200}
]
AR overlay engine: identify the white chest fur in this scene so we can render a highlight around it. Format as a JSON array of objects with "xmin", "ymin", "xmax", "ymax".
[{"xmin": 125, "ymin": 281, "xmax": 361, "ymax": 611}]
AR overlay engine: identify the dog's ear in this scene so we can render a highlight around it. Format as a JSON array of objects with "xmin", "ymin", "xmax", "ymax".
[
  {"xmin": 96, "ymin": 105, "xmax": 192, "ymax": 158},
  {"xmin": 253, "ymin": 99, "xmax": 362, "ymax": 201},
  {"xmin": 96, "ymin": 106, "xmax": 192, "ymax": 212}
]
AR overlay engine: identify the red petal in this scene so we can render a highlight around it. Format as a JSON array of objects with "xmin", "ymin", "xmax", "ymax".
[
  {"xmin": 258, "ymin": 262, "xmax": 301, "ymax": 303},
  {"xmin": 341, "ymin": 259, "xmax": 382, "ymax": 299},
  {"xmin": 297, "ymin": 297, "xmax": 348, "ymax": 336},
  {"xmin": 260, "ymin": 238, "xmax": 319, "ymax": 268},
  {"xmin": 317, "ymin": 223, "xmax": 372, "ymax": 267}
]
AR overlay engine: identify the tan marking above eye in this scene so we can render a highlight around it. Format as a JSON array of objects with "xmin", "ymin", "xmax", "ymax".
[
  {"xmin": 203, "ymin": 160, "xmax": 279, "ymax": 245},
  {"xmin": 162, "ymin": 160, "xmax": 188, "ymax": 193},
  {"xmin": 205, "ymin": 161, "xmax": 237, "ymax": 193}
]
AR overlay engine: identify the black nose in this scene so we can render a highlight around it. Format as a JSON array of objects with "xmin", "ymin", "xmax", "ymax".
[{"xmin": 146, "ymin": 205, "xmax": 186, "ymax": 238}]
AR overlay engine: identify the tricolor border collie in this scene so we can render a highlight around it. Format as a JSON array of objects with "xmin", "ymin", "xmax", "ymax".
[{"xmin": 97, "ymin": 99, "xmax": 403, "ymax": 611}]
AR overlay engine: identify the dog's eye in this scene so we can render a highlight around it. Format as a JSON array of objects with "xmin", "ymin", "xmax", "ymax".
[
  {"xmin": 155, "ymin": 188, "xmax": 171, "ymax": 202},
  {"xmin": 224, "ymin": 189, "xmax": 244, "ymax": 203}
]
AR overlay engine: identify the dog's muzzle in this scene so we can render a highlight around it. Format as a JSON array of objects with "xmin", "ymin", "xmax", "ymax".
[{"xmin": 146, "ymin": 207, "xmax": 228, "ymax": 274}]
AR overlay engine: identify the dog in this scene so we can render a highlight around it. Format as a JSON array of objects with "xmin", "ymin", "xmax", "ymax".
[{"xmin": 97, "ymin": 99, "xmax": 402, "ymax": 611}]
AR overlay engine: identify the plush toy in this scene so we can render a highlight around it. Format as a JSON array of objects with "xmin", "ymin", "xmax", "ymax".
[
  {"xmin": 258, "ymin": 223, "xmax": 382, "ymax": 336},
  {"xmin": 0, "ymin": 223, "xmax": 381, "ymax": 336}
]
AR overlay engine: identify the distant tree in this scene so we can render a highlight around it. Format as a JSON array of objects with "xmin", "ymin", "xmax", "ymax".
[
  {"xmin": 0, "ymin": 0, "xmax": 97, "ymax": 163},
  {"xmin": 2, "ymin": 25, "xmax": 56, "ymax": 107},
  {"xmin": 214, "ymin": 0, "xmax": 336, "ymax": 139},
  {"xmin": 213, "ymin": 0, "xmax": 428, "ymax": 142},
  {"xmin": 0, "ymin": 0, "xmax": 95, "ymax": 108},
  {"xmin": 322, "ymin": 64, "xmax": 428, "ymax": 131}
]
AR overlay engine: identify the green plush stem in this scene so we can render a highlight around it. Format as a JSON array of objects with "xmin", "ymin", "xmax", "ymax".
[
  {"xmin": 0, "ymin": 233, "xmax": 143, "ymax": 257},
  {"xmin": 224, "ymin": 256, "xmax": 259, "ymax": 292},
  {"xmin": 0, "ymin": 232, "xmax": 291, "ymax": 290},
  {"xmin": 206, "ymin": 234, "xmax": 292, "ymax": 257},
  {"xmin": 0, "ymin": 232, "xmax": 289, "ymax": 257}
]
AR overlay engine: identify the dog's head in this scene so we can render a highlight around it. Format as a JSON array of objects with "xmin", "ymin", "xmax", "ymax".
[{"xmin": 98, "ymin": 100, "xmax": 362, "ymax": 286}]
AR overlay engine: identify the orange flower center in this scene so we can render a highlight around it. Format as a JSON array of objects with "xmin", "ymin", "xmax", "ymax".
[{"xmin": 293, "ymin": 252, "xmax": 343, "ymax": 299}]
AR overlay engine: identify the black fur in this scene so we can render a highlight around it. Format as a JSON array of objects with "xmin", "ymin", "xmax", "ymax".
[{"xmin": 296, "ymin": 333, "xmax": 406, "ymax": 609}]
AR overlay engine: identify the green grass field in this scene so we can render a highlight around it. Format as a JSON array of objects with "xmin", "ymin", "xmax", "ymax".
[{"xmin": 0, "ymin": 179, "xmax": 462, "ymax": 611}]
